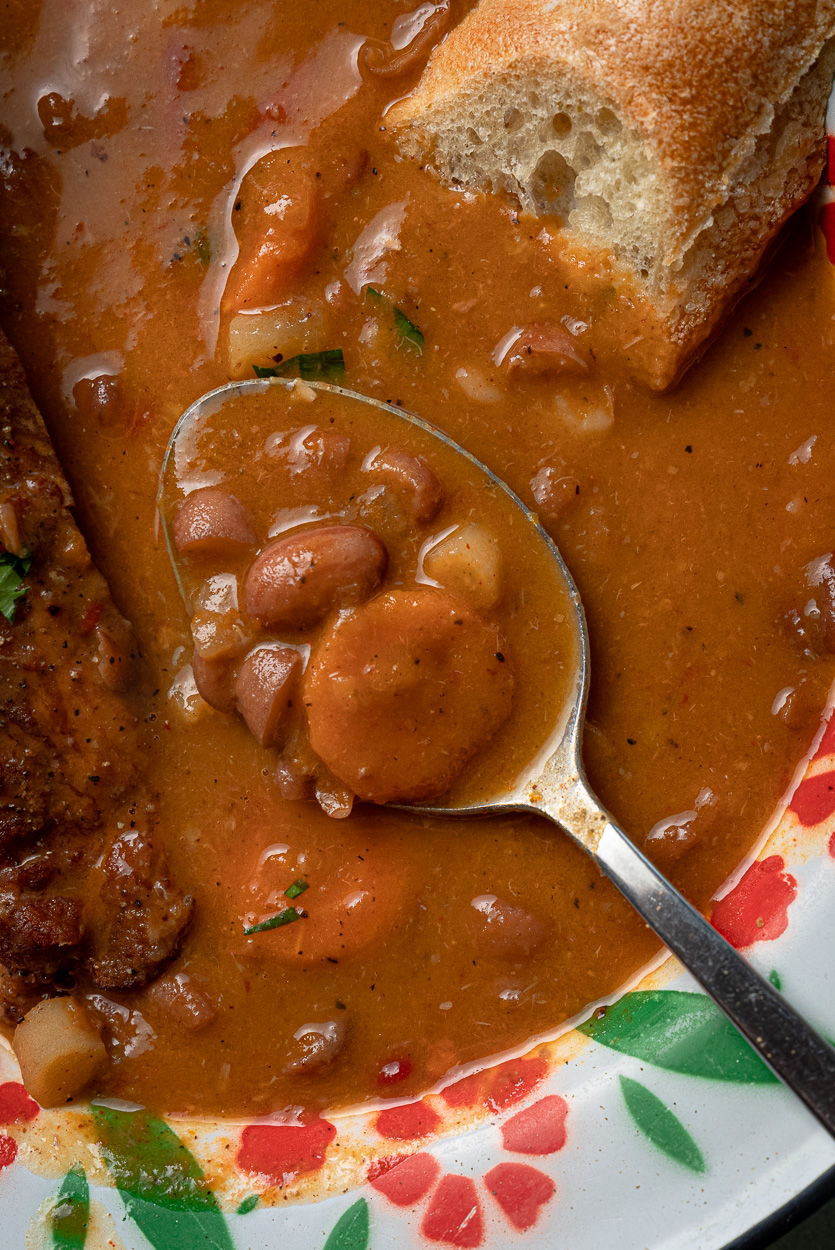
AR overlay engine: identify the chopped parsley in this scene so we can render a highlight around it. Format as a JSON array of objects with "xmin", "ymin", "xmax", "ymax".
[
  {"xmin": 253, "ymin": 347, "xmax": 345, "ymax": 383},
  {"xmin": 393, "ymin": 305, "xmax": 424, "ymax": 352},
  {"xmin": 284, "ymin": 878, "xmax": 309, "ymax": 900},
  {"xmin": 366, "ymin": 287, "xmax": 424, "ymax": 354},
  {"xmin": 0, "ymin": 550, "xmax": 33, "ymax": 624},
  {"xmin": 243, "ymin": 906, "xmax": 302, "ymax": 936}
]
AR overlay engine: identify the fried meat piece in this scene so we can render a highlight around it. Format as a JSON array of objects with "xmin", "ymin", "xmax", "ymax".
[
  {"xmin": 0, "ymin": 330, "xmax": 192, "ymax": 1019},
  {"xmin": 89, "ymin": 830, "xmax": 194, "ymax": 991}
]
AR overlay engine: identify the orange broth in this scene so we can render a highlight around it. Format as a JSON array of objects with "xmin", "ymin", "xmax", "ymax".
[{"xmin": 1, "ymin": 0, "xmax": 835, "ymax": 1116}]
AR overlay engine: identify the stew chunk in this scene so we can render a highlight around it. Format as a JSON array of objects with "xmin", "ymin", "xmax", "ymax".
[
  {"xmin": 14, "ymin": 997, "xmax": 107, "ymax": 1107},
  {"xmin": 235, "ymin": 644, "xmax": 302, "ymax": 747},
  {"xmin": 305, "ymin": 586, "xmax": 514, "ymax": 803},
  {"xmin": 173, "ymin": 487, "xmax": 255, "ymax": 556},
  {"xmin": 245, "ymin": 524, "xmax": 387, "ymax": 629}
]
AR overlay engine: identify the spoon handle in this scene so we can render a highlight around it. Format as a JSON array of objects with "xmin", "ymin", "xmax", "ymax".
[{"xmin": 551, "ymin": 787, "xmax": 835, "ymax": 1140}]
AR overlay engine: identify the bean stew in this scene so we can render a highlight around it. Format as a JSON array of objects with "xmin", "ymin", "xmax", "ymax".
[{"xmin": 1, "ymin": 0, "xmax": 835, "ymax": 1118}]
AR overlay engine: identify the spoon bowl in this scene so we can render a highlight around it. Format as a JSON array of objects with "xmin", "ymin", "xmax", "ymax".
[
  {"xmin": 159, "ymin": 375, "xmax": 583, "ymax": 809},
  {"xmin": 160, "ymin": 376, "xmax": 835, "ymax": 1139}
]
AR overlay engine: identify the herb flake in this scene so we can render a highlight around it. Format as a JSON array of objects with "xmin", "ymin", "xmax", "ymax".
[
  {"xmin": 0, "ymin": 550, "xmax": 33, "ymax": 624},
  {"xmin": 366, "ymin": 287, "xmax": 424, "ymax": 354},
  {"xmin": 253, "ymin": 348, "xmax": 344, "ymax": 383},
  {"xmin": 393, "ymin": 305, "xmax": 424, "ymax": 352},
  {"xmin": 244, "ymin": 907, "xmax": 302, "ymax": 936},
  {"xmin": 284, "ymin": 879, "xmax": 309, "ymax": 900}
]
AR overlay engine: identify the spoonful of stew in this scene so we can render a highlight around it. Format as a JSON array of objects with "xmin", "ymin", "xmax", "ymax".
[{"xmin": 159, "ymin": 376, "xmax": 835, "ymax": 1138}]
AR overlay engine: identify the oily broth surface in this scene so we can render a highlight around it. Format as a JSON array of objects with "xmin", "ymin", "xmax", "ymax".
[
  {"xmin": 160, "ymin": 383, "xmax": 581, "ymax": 807},
  {"xmin": 1, "ymin": 1, "xmax": 835, "ymax": 1114}
]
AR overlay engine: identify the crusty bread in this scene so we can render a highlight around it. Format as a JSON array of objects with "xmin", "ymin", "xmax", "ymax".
[{"xmin": 389, "ymin": 0, "xmax": 835, "ymax": 388}]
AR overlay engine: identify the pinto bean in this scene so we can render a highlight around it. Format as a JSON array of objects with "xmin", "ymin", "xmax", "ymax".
[
  {"xmin": 244, "ymin": 525, "xmax": 387, "ymax": 629},
  {"xmin": 305, "ymin": 586, "xmax": 514, "ymax": 803},
  {"xmin": 14, "ymin": 996, "xmax": 107, "ymax": 1107},
  {"xmin": 504, "ymin": 323, "xmax": 591, "ymax": 376},
  {"xmin": 270, "ymin": 425, "xmax": 352, "ymax": 481},
  {"xmin": 73, "ymin": 373, "xmax": 122, "ymax": 427},
  {"xmin": 173, "ymin": 487, "xmax": 255, "ymax": 557},
  {"xmin": 530, "ymin": 467, "xmax": 581, "ymax": 525},
  {"xmin": 283, "ymin": 1017, "xmax": 347, "ymax": 1075},
  {"xmin": 235, "ymin": 644, "xmax": 301, "ymax": 747},
  {"xmin": 468, "ymin": 895, "xmax": 550, "ymax": 961},
  {"xmin": 364, "ymin": 450, "xmax": 443, "ymax": 524},
  {"xmin": 145, "ymin": 973, "xmax": 218, "ymax": 1032},
  {"xmin": 423, "ymin": 523, "xmax": 502, "ymax": 611},
  {"xmin": 192, "ymin": 650, "xmax": 237, "ymax": 714}
]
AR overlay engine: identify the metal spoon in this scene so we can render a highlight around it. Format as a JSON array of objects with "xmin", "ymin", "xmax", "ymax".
[{"xmin": 160, "ymin": 376, "xmax": 835, "ymax": 1139}]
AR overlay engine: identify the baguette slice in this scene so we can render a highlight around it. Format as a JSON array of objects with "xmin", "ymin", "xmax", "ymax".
[{"xmin": 389, "ymin": 0, "xmax": 835, "ymax": 388}]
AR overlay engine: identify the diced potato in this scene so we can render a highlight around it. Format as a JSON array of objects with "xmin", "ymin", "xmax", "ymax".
[
  {"xmin": 168, "ymin": 663, "xmax": 212, "ymax": 723},
  {"xmin": 227, "ymin": 301, "xmax": 328, "ymax": 379},
  {"xmin": 14, "ymin": 997, "xmax": 107, "ymax": 1107},
  {"xmin": 555, "ymin": 390, "xmax": 614, "ymax": 433},
  {"xmin": 423, "ymin": 522, "xmax": 503, "ymax": 610},
  {"xmin": 195, "ymin": 572, "xmax": 239, "ymax": 613},
  {"xmin": 190, "ymin": 608, "xmax": 251, "ymax": 660},
  {"xmin": 454, "ymin": 365, "xmax": 503, "ymax": 403}
]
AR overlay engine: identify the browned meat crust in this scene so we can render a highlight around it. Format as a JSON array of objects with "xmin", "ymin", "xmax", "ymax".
[
  {"xmin": 0, "ymin": 331, "xmax": 193, "ymax": 1025},
  {"xmin": 88, "ymin": 831, "xmax": 195, "ymax": 991}
]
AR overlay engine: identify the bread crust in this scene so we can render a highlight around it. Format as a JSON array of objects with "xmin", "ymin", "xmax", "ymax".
[{"xmin": 390, "ymin": 0, "xmax": 835, "ymax": 386}]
